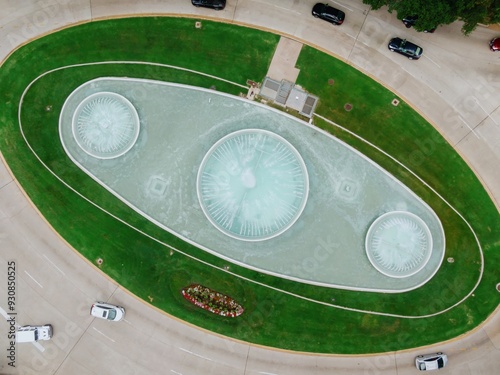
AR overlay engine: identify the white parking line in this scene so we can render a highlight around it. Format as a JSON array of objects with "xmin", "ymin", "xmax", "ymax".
[
  {"xmin": 474, "ymin": 97, "xmax": 499, "ymax": 126},
  {"xmin": 33, "ymin": 341, "xmax": 45, "ymax": 352},
  {"xmin": 92, "ymin": 327, "xmax": 115, "ymax": 343},
  {"xmin": 271, "ymin": 4, "xmax": 301, "ymax": 14},
  {"xmin": 0, "ymin": 307, "xmax": 10, "ymax": 320},
  {"xmin": 424, "ymin": 54, "xmax": 441, "ymax": 68},
  {"xmin": 458, "ymin": 115, "xmax": 481, "ymax": 139},
  {"xmin": 178, "ymin": 347, "xmax": 212, "ymax": 361},
  {"xmin": 170, "ymin": 370, "xmax": 183, "ymax": 375},
  {"xmin": 253, "ymin": 0, "xmax": 301, "ymax": 15},
  {"xmin": 24, "ymin": 270, "xmax": 43, "ymax": 288},
  {"xmin": 43, "ymin": 254, "xmax": 65, "ymax": 276},
  {"xmin": 399, "ymin": 65, "xmax": 411, "ymax": 75},
  {"xmin": 331, "ymin": 1, "xmax": 353, "ymax": 12}
]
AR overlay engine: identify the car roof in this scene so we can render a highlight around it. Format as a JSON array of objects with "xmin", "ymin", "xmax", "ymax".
[
  {"xmin": 92, "ymin": 304, "xmax": 109, "ymax": 313},
  {"xmin": 424, "ymin": 357, "xmax": 443, "ymax": 369},
  {"xmin": 92, "ymin": 302, "xmax": 124, "ymax": 320},
  {"xmin": 314, "ymin": 3, "xmax": 344, "ymax": 17},
  {"xmin": 399, "ymin": 39, "xmax": 421, "ymax": 53},
  {"xmin": 390, "ymin": 37, "xmax": 403, "ymax": 43}
]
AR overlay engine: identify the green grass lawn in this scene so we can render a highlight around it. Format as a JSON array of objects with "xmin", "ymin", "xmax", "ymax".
[{"xmin": 0, "ymin": 16, "xmax": 499, "ymax": 354}]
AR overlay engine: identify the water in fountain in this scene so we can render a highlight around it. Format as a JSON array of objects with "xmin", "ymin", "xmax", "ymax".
[
  {"xmin": 365, "ymin": 211, "xmax": 433, "ymax": 278},
  {"xmin": 197, "ymin": 129, "xmax": 309, "ymax": 241},
  {"xmin": 72, "ymin": 92, "xmax": 140, "ymax": 159}
]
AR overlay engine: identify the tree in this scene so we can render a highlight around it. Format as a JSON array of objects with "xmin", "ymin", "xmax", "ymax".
[
  {"xmin": 363, "ymin": 0, "xmax": 500, "ymax": 35},
  {"xmin": 459, "ymin": 0, "xmax": 500, "ymax": 34}
]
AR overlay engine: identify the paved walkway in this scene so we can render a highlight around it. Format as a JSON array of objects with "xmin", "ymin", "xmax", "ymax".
[{"xmin": 266, "ymin": 36, "xmax": 302, "ymax": 82}]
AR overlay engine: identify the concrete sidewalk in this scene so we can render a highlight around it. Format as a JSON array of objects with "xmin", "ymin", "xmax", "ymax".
[{"xmin": 266, "ymin": 36, "xmax": 302, "ymax": 83}]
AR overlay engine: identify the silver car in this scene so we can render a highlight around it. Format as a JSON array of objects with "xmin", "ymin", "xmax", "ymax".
[
  {"xmin": 90, "ymin": 302, "xmax": 125, "ymax": 321},
  {"xmin": 415, "ymin": 352, "xmax": 448, "ymax": 371}
]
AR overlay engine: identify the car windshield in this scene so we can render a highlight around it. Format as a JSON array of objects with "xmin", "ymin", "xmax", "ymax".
[
  {"xmin": 108, "ymin": 309, "xmax": 117, "ymax": 320},
  {"xmin": 424, "ymin": 357, "xmax": 439, "ymax": 370}
]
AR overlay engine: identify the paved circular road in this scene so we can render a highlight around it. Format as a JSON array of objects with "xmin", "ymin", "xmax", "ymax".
[{"xmin": 0, "ymin": 1, "xmax": 499, "ymax": 374}]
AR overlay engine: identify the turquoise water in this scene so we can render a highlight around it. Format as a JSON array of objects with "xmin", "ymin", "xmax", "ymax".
[{"xmin": 197, "ymin": 129, "xmax": 309, "ymax": 241}]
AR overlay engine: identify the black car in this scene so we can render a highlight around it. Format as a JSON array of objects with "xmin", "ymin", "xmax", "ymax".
[
  {"xmin": 191, "ymin": 0, "xmax": 226, "ymax": 10},
  {"xmin": 402, "ymin": 15, "xmax": 436, "ymax": 33},
  {"xmin": 312, "ymin": 3, "xmax": 345, "ymax": 25},
  {"xmin": 388, "ymin": 37, "xmax": 423, "ymax": 60},
  {"xmin": 402, "ymin": 15, "xmax": 418, "ymax": 28}
]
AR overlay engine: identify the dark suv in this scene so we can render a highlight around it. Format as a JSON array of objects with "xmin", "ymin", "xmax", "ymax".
[
  {"xmin": 388, "ymin": 38, "xmax": 423, "ymax": 60},
  {"xmin": 191, "ymin": 0, "xmax": 226, "ymax": 10},
  {"xmin": 402, "ymin": 15, "xmax": 418, "ymax": 28},
  {"xmin": 402, "ymin": 15, "xmax": 436, "ymax": 33},
  {"xmin": 312, "ymin": 3, "xmax": 345, "ymax": 25}
]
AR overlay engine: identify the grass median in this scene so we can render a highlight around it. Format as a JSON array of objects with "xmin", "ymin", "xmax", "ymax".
[{"xmin": 0, "ymin": 16, "xmax": 498, "ymax": 354}]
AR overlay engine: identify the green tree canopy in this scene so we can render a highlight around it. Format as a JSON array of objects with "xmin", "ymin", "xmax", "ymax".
[{"xmin": 363, "ymin": 0, "xmax": 500, "ymax": 34}]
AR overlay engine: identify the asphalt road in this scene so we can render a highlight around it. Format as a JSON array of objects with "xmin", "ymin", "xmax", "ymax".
[{"xmin": 0, "ymin": 1, "xmax": 499, "ymax": 374}]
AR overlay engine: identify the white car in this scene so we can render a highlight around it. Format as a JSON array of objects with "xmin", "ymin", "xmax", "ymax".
[
  {"xmin": 90, "ymin": 302, "xmax": 125, "ymax": 321},
  {"xmin": 415, "ymin": 352, "xmax": 448, "ymax": 371},
  {"xmin": 16, "ymin": 325, "xmax": 53, "ymax": 342}
]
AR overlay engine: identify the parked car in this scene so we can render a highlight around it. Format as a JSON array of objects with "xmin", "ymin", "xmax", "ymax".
[
  {"xmin": 388, "ymin": 37, "xmax": 423, "ymax": 60},
  {"xmin": 90, "ymin": 302, "xmax": 125, "ymax": 321},
  {"xmin": 16, "ymin": 325, "xmax": 53, "ymax": 343},
  {"xmin": 191, "ymin": 0, "xmax": 225, "ymax": 10},
  {"xmin": 312, "ymin": 3, "xmax": 345, "ymax": 25},
  {"xmin": 402, "ymin": 15, "xmax": 436, "ymax": 33},
  {"xmin": 490, "ymin": 37, "xmax": 500, "ymax": 51},
  {"xmin": 402, "ymin": 15, "xmax": 418, "ymax": 28},
  {"xmin": 415, "ymin": 352, "xmax": 448, "ymax": 371}
]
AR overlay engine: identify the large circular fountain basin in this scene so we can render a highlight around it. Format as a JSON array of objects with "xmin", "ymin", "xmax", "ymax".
[{"xmin": 197, "ymin": 129, "xmax": 309, "ymax": 241}]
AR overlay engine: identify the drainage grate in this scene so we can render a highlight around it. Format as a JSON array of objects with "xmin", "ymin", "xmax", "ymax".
[
  {"xmin": 259, "ymin": 77, "xmax": 318, "ymax": 117},
  {"xmin": 264, "ymin": 79, "xmax": 280, "ymax": 91},
  {"xmin": 275, "ymin": 80, "xmax": 293, "ymax": 106},
  {"xmin": 260, "ymin": 77, "xmax": 281, "ymax": 100},
  {"xmin": 300, "ymin": 95, "xmax": 318, "ymax": 117}
]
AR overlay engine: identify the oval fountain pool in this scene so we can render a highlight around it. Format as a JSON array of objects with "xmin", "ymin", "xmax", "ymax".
[{"xmin": 59, "ymin": 77, "xmax": 445, "ymax": 292}]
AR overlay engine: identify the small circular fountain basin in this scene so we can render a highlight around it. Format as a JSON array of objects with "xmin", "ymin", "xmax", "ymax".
[
  {"xmin": 365, "ymin": 211, "xmax": 433, "ymax": 278},
  {"xmin": 72, "ymin": 92, "xmax": 140, "ymax": 159}
]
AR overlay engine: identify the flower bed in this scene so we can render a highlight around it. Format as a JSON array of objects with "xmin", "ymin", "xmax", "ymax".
[{"xmin": 181, "ymin": 284, "xmax": 244, "ymax": 317}]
